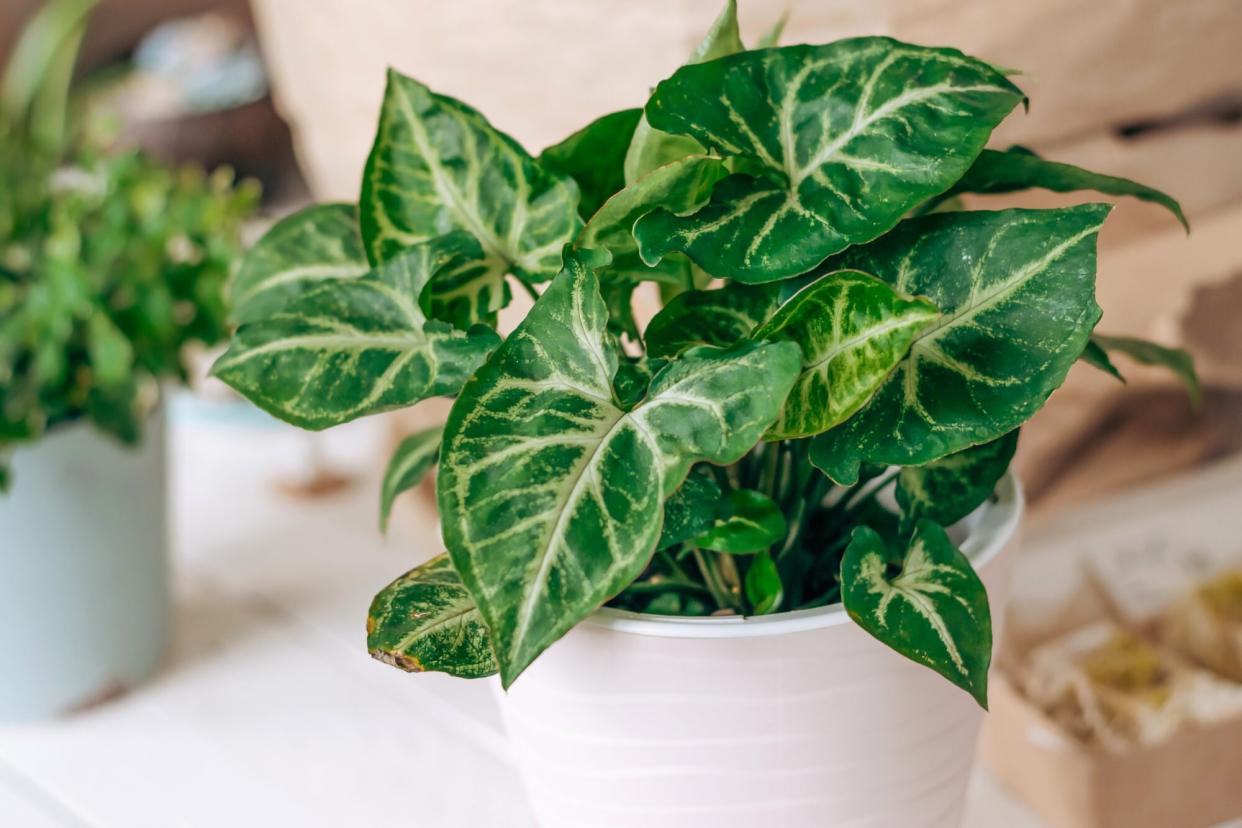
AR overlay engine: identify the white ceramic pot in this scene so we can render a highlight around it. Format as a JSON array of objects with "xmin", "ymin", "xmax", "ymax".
[
  {"xmin": 497, "ymin": 474, "xmax": 1022, "ymax": 828},
  {"xmin": 0, "ymin": 410, "xmax": 169, "ymax": 721}
]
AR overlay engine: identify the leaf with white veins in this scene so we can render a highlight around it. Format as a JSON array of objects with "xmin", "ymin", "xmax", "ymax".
[
  {"xmin": 842, "ymin": 520, "xmax": 992, "ymax": 707},
  {"xmin": 896, "ymin": 430, "xmax": 1018, "ymax": 533},
  {"xmin": 645, "ymin": 281, "xmax": 782, "ymax": 358},
  {"xmin": 380, "ymin": 426, "xmax": 442, "ymax": 532},
  {"xmin": 634, "ymin": 39, "xmax": 1024, "ymax": 281},
  {"xmin": 367, "ymin": 554, "xmax": 496, "ymax": 679},
  {"xmin": 752, "ymin": 269, "xmax": 939, "ymax": 439},
  {"xmin": 437, "ymin": 249, "xmax": 801, "ymax": 685},
  {"xmin": 228, "ymin": 203, "xmax": 369, "ymax": 325},
  {"xmin": 212, "ymin": 232, "xmax": 500, "ymax": 430},
  {"xmin": 623, "ymin": 0, "xmax": 745, "ymax": 185},
  {"xmin": 360, "ymin": 70, "xmax": 581, "ymax": 326},
  {"xmin": 809, "ymin": 205, "xmax": 1109, "ymax": 484}
]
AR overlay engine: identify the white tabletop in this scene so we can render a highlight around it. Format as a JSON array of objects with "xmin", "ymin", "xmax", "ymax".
[{"xmin": 0, "ymin": 406, "xmax": 1039, "ymax": 827}]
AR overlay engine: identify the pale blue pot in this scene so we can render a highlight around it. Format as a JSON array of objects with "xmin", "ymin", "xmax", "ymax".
[{"xmin": 0, "ymin": 410, "xmax": 169, "ymax": 721}]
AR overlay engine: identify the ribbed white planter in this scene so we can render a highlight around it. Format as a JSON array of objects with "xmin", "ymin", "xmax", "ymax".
[
  {"xmin": 0, "ymin": 411, "xmax": 169, "ymax": 721},
  {"xmin": 497, "ymin": 474, "xmax": 1022, "ymax": 828}
]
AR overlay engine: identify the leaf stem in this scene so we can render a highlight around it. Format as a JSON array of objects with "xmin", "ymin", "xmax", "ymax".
[{"xmin": 693, "ymin": 547, "xmax": 737, "ymax": 611}]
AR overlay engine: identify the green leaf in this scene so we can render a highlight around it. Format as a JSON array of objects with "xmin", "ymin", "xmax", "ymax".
[
  {"xmin": 809, "ymin": 205, "xmax": 1110, "ymax": 485},
  {"xmin": 841, "ymin": 520, "xmax": 992, "ymax": 707},
  {"xmin": 212, "ymin": 233, "xmax": 500, "ymax": 430},
  {"xmin": 1080, "ymin": 338, "xmax": 1124, "ymax": 382},
  {"xmin": 1091, "ymin": 334, "xmax": 1199, "ymax": 406},
  {"xmin": 935, "ymin": 147, "xmax": 1187, "ymax": 230},
  {"xmin": 1, "ymin": 0, "xmax": 95, "ymax": 150},
  {"xmin": 752, "ymin": 269, "xmax": 940, "ymax": 439},
  {"xmin": 633, "ymin": 39, "xmax": 1024, "ymax": 282},
  {"xmin": 228, "ymin": 203, "xmax": 369, "ymax": 325},
  {"xmin": 658, "ymin": 467, "xmax": 724, "ymax": 550},
  {"xmin": 359, "ymin": 69, "xmax": 581, "ymax": 325},
  {"xmin": 579, "ymin": 154, "xmax": 727, "ymax": 338},
  {"xmin": 896, "ymin": 430, "xmax": 1018, "ymax": 533},
  {"xmin": 613, "ymin": 355, "xmax": 668, "ymax": 409},
  {"xmin": 367, "ymin": 554, "xmax": 497, "ymax": 679},
  {"xmin": 645, "ymin": 281, "xmax": 781, "ymax": 359},
  {"xmin": 85, "ymin": 311, "xmax": 133, "ymax": 387},
  {"xmin": 437, "ymin": 249, "xmax": 801, "ymax": 685},
  {"xmin": 745, "ymin": 550, "xmax": 783, "ymax": 614},
  {"xmin": 380, "ymin": 426, "xmax": 442, "ymax": 532},
  {"xmin": 540, "ymin": 108, "xmax": 643, "ymax": 220},
  {"xmin": 623, "ymin": 0, "xmax": 745, "ymax": 185},
  {"xmin": 693, "ymin": 488, "xmax": 787, "ymax": 554}
]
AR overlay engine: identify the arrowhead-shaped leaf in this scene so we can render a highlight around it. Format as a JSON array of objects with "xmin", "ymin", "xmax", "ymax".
[
  {"xmin": 896, "ymin": 430, "xmax": 1018, "ymax": 533},
  {"xmin": 212, "ymin": 233, "xmax": 501, "ymax": 430},
  {"xmin": 360, "ymin": 70, "xmax": 581, "ymax": 325},
  {"xmin": 1090, "ymin": 334, "xmax": 1199, "ymax": 406},
  {"xmin": 380, "ymin": 426, "xmax": 442, "ymax": 532},
  {"xmin": 623, "ymin": 0, "xmax": 745, "ymax": 185},
  {"xmin": 367, "ymin": 554, "xmax": 497, "ymax": 679},
  {"xmin": 437, "ymin": 250, "xmax": 801, "ymax": 686},
  {"xmin": 540, "ymin": 108, "xmax": 643, "ymax": 220},
  {"xmin": 934, "ymin": 147, "xmax": 1187, "ymax": 230},
  {"xmin": 842, "ymin": 520, "xmax": 992, "ymax": 707},
  {"xmin": 633, "ymin": 39, "xmax": 1024, "ymax": 281},
  {"xmin": 227, "ymin": 203, "xmax": 369, "ymax": 325},
  {"xmin": 809, "ymin": 205, "xmax": 1110, "ymax": 484},
  {"xmin": 645, "ymin": 281, "xmax": 782, "ymax": 358},
  {"xmin": 752, "ymin": 269, "xmax": 940, "ymax": 439},
  {"xmin": 692, "ymin": 488, "xmax": 787, "ymax": 554}
]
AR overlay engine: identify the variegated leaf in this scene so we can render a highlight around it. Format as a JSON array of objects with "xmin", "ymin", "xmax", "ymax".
[
  {"xmin": 211, "ymin": 233, "xmax": 500, "ymax": 430},
  {"xmin": 367, "ymin": 554, "xmax": 497, "ymax": 679},
  {"xmin": 809, "ymin": 205, "xmax": 1109, "ymax": 485},
  {"xmin": 932, "ymin": 146, "xmax": 1187, "ymax": 230},
  {"xmin": 842, "ymin": 520, "xmax": 992, "ymax": 707},
  {"xmin": 437, "ymin": 249, "xmax": 801, "ymax": 685},
  {"xmin": 540, "ymin": 108, "xmax": 642, "ymax": 220},
  {"xmin": 379, "ymin": 426, "xmax": 442, "ymax": 532},
  {"xmin": 752, "ymin": 269, "xmax": 940, "ymax": 439},
  {"xmin": 1091, "ymin": 334, "xmax": 1199, "ymax": 406},
  {"xmin": 896, "ymin": 430, "xmax": 1018, "ymax": 533},
  {"xmin": 623, "ymin": 0, "xmax": 744, "ymax": 185},
  {"xmin": 227, "ymin": 203, "xmax": 369, "ymax": 325},
  {"xmin": 633, "ymin": 39, "xmax": 1024, "ymax": 281},
  {"xmin": 579, "ymin": 155, "xmax": 727, "ymax": 337},
  {"xmin": 360, "ymin": 69, "xmax": 581, "ymax": 326},
  {"xmin": 645, "ymin": 281, "xmax": 782, "ymax": 359}
]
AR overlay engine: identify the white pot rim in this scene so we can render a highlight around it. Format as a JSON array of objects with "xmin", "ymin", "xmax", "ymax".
[{"xmin": 586, "ymin": 471, "xmax": 1024, "ymax": 639}]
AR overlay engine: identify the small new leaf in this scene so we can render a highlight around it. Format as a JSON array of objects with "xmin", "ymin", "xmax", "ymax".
[
  {"xmin": 753, "ymin": 269, "xmax": 940, "ymax": 438},
  {"xmin": 658, "ymin": 467, "xmax": 724, "ymax": 550},
  {"xmin": 693, "ymin": 489, "xmax": 787, "ymax": 554},
  {"xmin": 842, "ymin": 520, "xmax": 992, "ymax": 707},
  {"xmin": 367, "ymin": 554, "xmax": 497, "ymax": 679},
  {"xmin": 212, "ymin": 233, "xmax": 500, "ymax": 430},
  {"xmin": 380, "ymin": 426, "xmax": 442, "ymax": 532},
  {"xmin": 745, "ymin": 550, "xmax": 783, "ymax": 614}
]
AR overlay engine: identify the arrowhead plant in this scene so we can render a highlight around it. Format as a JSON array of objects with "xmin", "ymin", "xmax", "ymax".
[{"xmin": 214, "ymin": 2, "xmax": 1195, "ymax": 705}]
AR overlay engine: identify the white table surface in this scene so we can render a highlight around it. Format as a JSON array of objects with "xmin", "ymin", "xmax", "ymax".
[{"xmin": 0, "ymin": 407, "xmax": 1041, "ymax": 827}]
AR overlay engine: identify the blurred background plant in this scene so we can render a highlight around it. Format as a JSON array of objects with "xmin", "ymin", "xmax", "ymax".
[{"xmin": 0, "ymin": 0, "xmax": 260, "ymax": 489}]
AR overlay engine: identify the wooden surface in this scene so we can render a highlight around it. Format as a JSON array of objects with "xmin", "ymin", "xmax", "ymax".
[{"xmin": 0, "ymin": 402, "xmax": 1039, "ymax": 827}]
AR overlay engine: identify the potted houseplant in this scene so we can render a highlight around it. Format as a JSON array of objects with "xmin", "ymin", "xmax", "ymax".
[
  {"xmin": 0, "ymin": 0, "xmax": 257, "ymax": 720},
  {"xmin": 214, "ymin": 2, "xmax": 1195, "ymax": 823}
]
